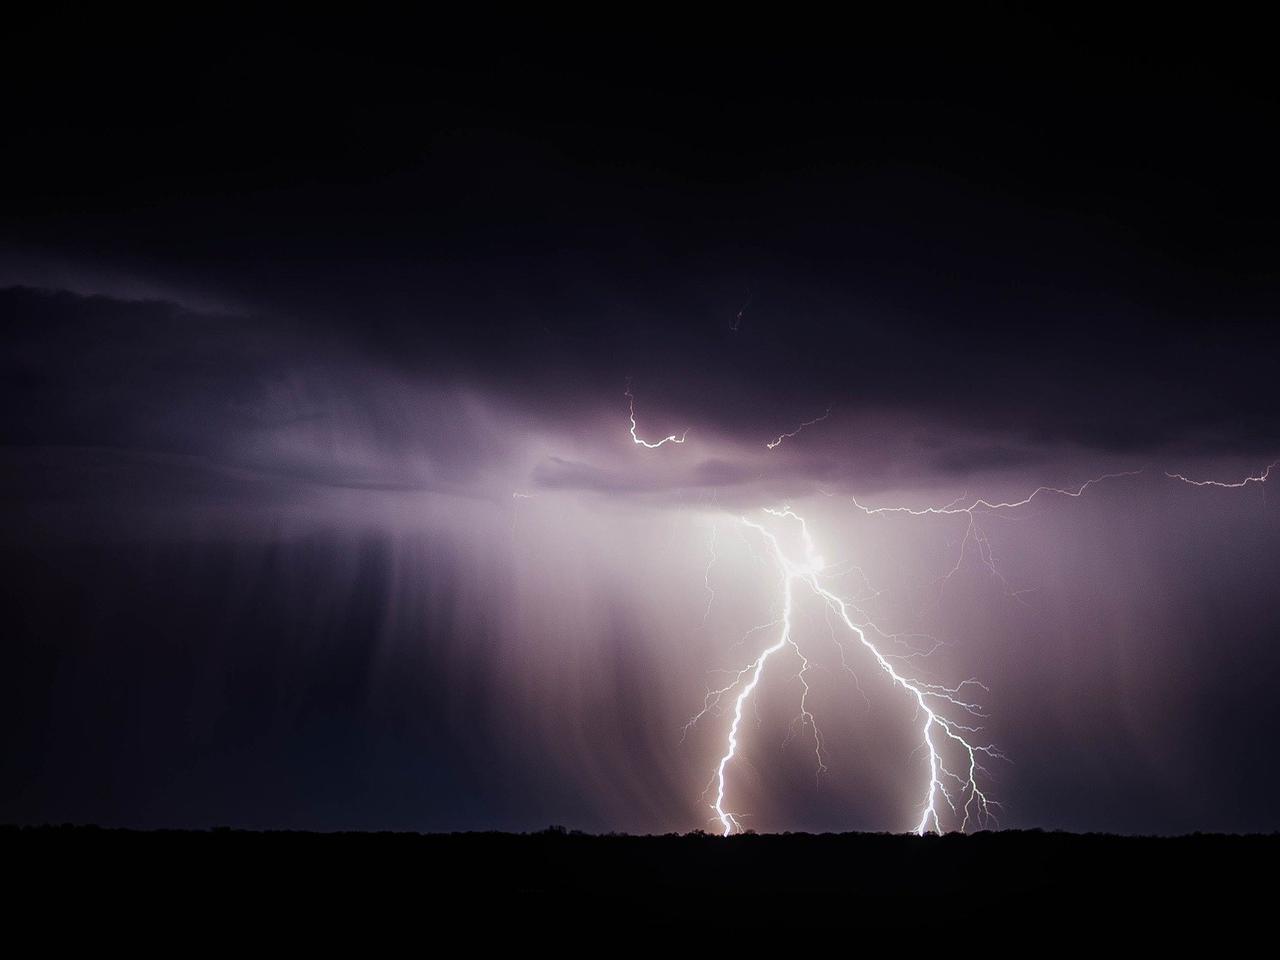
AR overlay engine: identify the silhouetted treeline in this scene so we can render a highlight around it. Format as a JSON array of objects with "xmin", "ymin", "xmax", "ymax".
[{"xmin": 5, "ymin": 824, "xmax": 1276, "ymax": 913}]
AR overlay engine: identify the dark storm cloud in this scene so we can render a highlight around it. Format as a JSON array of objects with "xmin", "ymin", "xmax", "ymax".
[
  {"xmin": 0, "ymin": 287, "xmax": 534, "ymax": 512},
  {"xmin": 0, "ymin": 286, "xmax": 1091, "ymax": 514},
  {"xmin": 4, "ymin": 277, "xmax": 1275, "ymax": 509},
  {"xmin": 5, "ymin": 14, "xmax": 1280, "ymax": 464}
]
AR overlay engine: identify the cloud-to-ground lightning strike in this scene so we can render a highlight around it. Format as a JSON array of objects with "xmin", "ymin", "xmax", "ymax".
[
  {"xmin": 620, "ymin": 387, "xmax": 1273, "ymax": 835},
  {"xmin": 613, "ymin": 385, "xmax": 1143, "ymax": 834},
  {"xmin": 625, "ymin": 380, "xmax": 689, "ymax": 448},
  {"xmin": 699, "ymin": 507, "xmax": 999, "ymax": 836},
  {"xmin": 700, "ymin": 476, "xmax": 1151, "ymax": 830},
  {"xmin": 765, "ymin": 405, "xmax": 833, "ymax": 450}
]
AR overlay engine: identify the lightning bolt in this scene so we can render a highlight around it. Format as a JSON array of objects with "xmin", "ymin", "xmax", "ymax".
[
  {"xmin": 850, "ymin": 472, "xmax": 1141, "ymax": 518},
  {"xmin": 1166, "ymin": 460, "xmax": 1277, "ymax": 489},
  {"xmin": 617, "ymin": 383, "xmax": 1266, "ymax": 834},
  {"xmin": 689, "ymin": 474, "xmax": 1142, "ymax": 833},
  {"xmin": 849, "ymin": 471, "xmax": 1142, "ymax": 597},
  {"xmin": 625, "ymin": 380, "xmax": 689, "ymax": 448},
  {"xmin": 765, "ymin": 405, "xmax": 833, "ymax": 450},
  {"xmin": 699, "ymin": 507, "xmax": 1000, "ymax": 836}
]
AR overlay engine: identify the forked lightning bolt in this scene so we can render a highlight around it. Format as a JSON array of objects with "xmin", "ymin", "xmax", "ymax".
[
  {"xmin": 694, "ymin": 475, "xmax": 1145, "ymax": 833},
  {"xmin": 699, "ymin": 507, "xmax": 999, "ymax": 836},
  {"xmin": 693, "ymin": 465, "xmax": 1275, "ymax": 833},
  {"xmin": 619, "ymin": 384, "xmax": 1271, "ymax": 834}
]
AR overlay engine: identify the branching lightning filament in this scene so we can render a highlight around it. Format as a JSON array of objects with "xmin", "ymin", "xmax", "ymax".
[
  {"xmin": 620, "ymin": 384, "xmax": 1270, "ymax": 835},
  {"xmin": 692, "ymin": 506, "xmax": 1001, "ymax": 837},
  {"xmin": 849, "ymin": 471, "xmax": 1142, "ymax": 597}
]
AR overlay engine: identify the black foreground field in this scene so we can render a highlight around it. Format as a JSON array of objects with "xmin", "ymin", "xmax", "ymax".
[{"xmin": 6, "ymin": 825, "xmax": 1276, "ymax": 909}]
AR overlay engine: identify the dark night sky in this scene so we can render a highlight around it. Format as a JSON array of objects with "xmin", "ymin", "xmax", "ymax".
[{"xmin": 3, "ymin": 12, "xmax": 1279, "ymax": 834}]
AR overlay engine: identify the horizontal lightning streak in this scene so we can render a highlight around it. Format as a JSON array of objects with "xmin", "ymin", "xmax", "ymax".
[
  {"xmin": 850, "ymin": 471, "xmax": 1142, "ymax": 518},
  {"xmin": 850, "ymin": 471, "xmax": 1143, "ymax": 598},
  {"xmin": 1166, "ymin": 460, "xmax": 1277, "ymax": 489}
]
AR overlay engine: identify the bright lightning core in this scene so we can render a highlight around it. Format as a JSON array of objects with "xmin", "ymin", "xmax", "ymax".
[
  {"xmin": 626, "ymin": 380, "xmax": 689, "ymax": 448},
  {"xmin": 622, "ymin": 383, "xmax": 1275, "ymax": 835},
  {"xmin": 691, "ymin": 507, "xmax": 1000, "ymax": 836},
  {"xmin": 682, "ymin": 465, "xmax": 1274, "ymax": 835}
]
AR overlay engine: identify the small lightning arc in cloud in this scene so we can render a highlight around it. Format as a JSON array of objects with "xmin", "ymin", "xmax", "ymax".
[
  {"xmin": 625, "ymin": 380, "xmax": 689, "ymax": 448},
  {"xmin": 765, "ymin": 405, "xmax": 833, "ymax": 450}
]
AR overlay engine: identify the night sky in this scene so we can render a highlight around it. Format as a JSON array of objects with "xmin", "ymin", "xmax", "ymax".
[{"xmin": 4, "ymin": 13, "xmax": 1279, "ymax": 834}]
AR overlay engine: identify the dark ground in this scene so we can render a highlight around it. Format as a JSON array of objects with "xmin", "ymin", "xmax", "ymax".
[{"xmin": 7, "ymin": 824, "xmax": 1276, "ymax": 911}]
